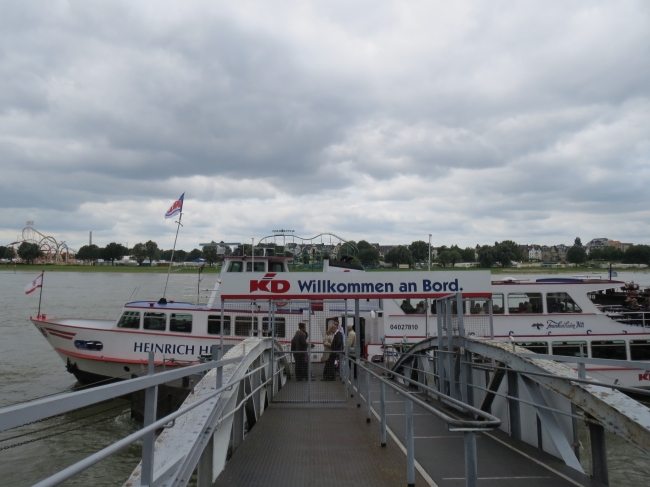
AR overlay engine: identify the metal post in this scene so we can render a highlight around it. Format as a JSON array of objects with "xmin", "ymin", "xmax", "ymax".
[
  {"xmin": 588, "ymin": 420, "xmax": 609, "ymax": 485},
  {"xmin": 507, "ymin": 370, "xmax": 521, "ymax": 441},
  {"xmin": 457, "ymin": 292, "xmax": 468, "ymax": 404},
  {"xmin": 308, "ymin": 302, "xmax": 312, "ymax": 403},
  {"xmin": 270, "ymin": 300, "xmax": 275, "ymax": 400},
  {"xmin": 355, "ymin": 299, "xmax": 361, "ymax": 407},
  {"xmin": 405, "ymin": 399, "xmax": 415, "ymax": 487},
  {"xmin": 141, "ymin": 352, "xmax": 157, "ymax": 486},
  {"xmin": 380, "ymin": 381, "xmax": 387, "ymax": 447},
  {"xmin": 365, "ymin": 370, "xmax": 371, "ymax": 423},
  {"xmin": 424, "ymin": 297, "xmax": 429, "ymax": 338},
  {"xmin": 220, "ymin": 299, "xmax": 224, "ymax": 352},
  {"xmin": 211, "ymin": 345, "xmax": 221, "ymax": 389},
  {"xmin": 437, "ymin": 299, "xmax": 445, "ymax": 393},
  {"xmin": 463, "ymin": 431, "xmax": 478, "ymax": 487},
  {"xmin": 488, "ymin": 299, "xmax": 494, "ymax": 340},
  {"xmin": 446, "ymin": 297, "xmax": 457, "ymax": 399},
  {"xmin": 579, "ymin": 344, "xmax": 586, "ymax": 379}
]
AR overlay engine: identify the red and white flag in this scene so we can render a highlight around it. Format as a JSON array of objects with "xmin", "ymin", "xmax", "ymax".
[{"xmin": 25, "ymin": 273, "xmax": 43, "ymax": 295}]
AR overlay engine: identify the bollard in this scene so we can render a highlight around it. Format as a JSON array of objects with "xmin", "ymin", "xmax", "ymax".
[
  {"xmin": 380, "ymin": 381, "xmax": 387, "ymax": 447},
  {"xmin": 405, "ymin": 399, "xmax": 415, "ymax": 487},
  {"xmin": 365, "ymin": 370, "xmax": 371, "ymax": 423},
  {"xmin": 141, "ymin": 352, "xmax": 158, "ymax": 487}
]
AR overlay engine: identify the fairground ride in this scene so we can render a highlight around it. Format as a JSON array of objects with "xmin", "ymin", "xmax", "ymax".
[
  {"xmin": 8, "ymin": 222, "xmax": 76, "ymax": 263},
  {"xmin": 257, "ymin": 231, "xmax": 358, "ymax": 267}
]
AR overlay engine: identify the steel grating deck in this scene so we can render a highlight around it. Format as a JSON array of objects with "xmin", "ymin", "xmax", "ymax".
[{"xmin": 212, "ymin": 401, "xmax": 426, "ymax": 486}]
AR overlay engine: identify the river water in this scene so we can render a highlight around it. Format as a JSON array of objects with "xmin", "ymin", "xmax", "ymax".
[{"xmin": 0, "ymin": 270, "xmax": 649, "ymax": 486}]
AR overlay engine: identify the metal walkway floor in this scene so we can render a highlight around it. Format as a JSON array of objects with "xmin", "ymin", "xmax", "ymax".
[{"xmin": 212, "ymin": 401, "xmax": 427, "ymax": 486}]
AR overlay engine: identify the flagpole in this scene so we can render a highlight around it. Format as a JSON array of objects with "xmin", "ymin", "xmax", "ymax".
[
  {"xmin": 162, "ymin": 212, "xmax": 183, "ymax": 302},
  {"xmin": 37, "ymin": 271, "xmax": 44, "ymax": 318}
]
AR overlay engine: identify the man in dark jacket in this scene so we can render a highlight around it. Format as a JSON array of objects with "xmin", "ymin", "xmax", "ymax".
[{"xmin": 291, "ymin": 322, "xmax": 308, "ymax": 380}]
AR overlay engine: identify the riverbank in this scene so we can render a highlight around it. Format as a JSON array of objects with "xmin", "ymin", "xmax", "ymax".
[{"xmin": 2, "ymin": 263, "xmax": 646, "ymax": 275}]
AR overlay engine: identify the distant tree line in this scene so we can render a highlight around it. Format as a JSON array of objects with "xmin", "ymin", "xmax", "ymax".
[{"xmin": 75, "ymin": 240, "xmax": 222, "ymax": 266}]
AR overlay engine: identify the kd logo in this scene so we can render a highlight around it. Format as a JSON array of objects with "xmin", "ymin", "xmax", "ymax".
[{"xmin": 250, "ymin": 274, "xmax": 290, "ymax": 293}]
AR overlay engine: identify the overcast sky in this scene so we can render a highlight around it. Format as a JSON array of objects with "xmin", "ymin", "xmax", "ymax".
[{"xmin": 1, "ymin": 0, "xmax": 649, "ymax": 252}]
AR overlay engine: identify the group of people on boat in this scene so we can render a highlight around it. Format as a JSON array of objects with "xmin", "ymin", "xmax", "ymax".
[
  {"xmin": 291, "ymin": 319, "xmax": 357, "ymax": 381},
  {"xmin": 400, "ymin": 299, "xmax": 427, "ymax": 314}
]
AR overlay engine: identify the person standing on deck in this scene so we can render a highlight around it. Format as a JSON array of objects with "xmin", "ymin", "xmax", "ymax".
[
  {"xmin": 346, "ymin": 324, "xmax": 356, "ymax": 356},
  {"xmin": 291, "ymin": 323, "xmax": 309, "ymax": 381}
]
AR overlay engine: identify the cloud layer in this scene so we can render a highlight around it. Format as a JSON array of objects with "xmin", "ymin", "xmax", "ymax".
[{"xmin": 1, "ymin": 0, "xmax": 649, "ymax": 250}]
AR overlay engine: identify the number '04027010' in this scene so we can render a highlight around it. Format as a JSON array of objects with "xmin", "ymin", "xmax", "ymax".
[{"xmin": 390, "ymin": 324, "xmax": 418, "ymax": 330}]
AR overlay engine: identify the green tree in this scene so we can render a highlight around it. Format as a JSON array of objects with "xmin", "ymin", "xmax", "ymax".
[
  {"xmin": 623, "ymin": 245, "xmax": 650, "ymax": 265},
  {"xmin": 18, "ymin": 242, "xmax": 43, "ymax": 264},
  {"xmin": 357, "ymin": 240, "xmax": 374, "ymax": 251},
  {"xmin": 437, "ymin": 249, "xmax": 462, "ymax": 267},
  {"xmin": 188, "ymin": 248, "xmax": 203, "ymax": 261},
  {"xmin": 339, "ymin": 240, "xmax": 358, "ymax": 258},
  {"xmin": 567, "ymin": 245, "xmax": 587, "ymax": 264},
  {"xmin": 102, "ymin": 242, "xmax": 128, "ymax": 265},
  {"xmin": 0, "ymin": 246, "xmax": 8, "ymax": 260},
  {"xmin": 460, "ymin": 247, "xmax": 476, "ymax": 262},
  {"xmin": 2, "ymin": 246, "xmax": 15, "ymax": 260},
  {"xmin": 494, "ymin": 240, "xmax": 524, "ymax": 267},
  {"xmin": 76, "ymin": 244, "xmax": 100, "ymax": 262},
  {"xmin": 202, "ymin": 244, "xmax": 218, "ymax": 266},
  {"xmin": 477, "ymin": 245, "xmax": 496, "ymax": 268},
  {"xmin": 144, "ymin": 240, "xmax": 160, "ymax": 264},
  {"xmin": 358, "ymin": 247, "xmax": 380, "ymax": 266},
  {"xmin": 385, "ymin": 245, "xmax": 414, "ymax": 267},
  {"xmin": 131, "ymin": 243, "xmax": 147, "ymax": 264},
  {"xmin": 409, "ymin": 240, "xmax": 430, "ymax": 262}
]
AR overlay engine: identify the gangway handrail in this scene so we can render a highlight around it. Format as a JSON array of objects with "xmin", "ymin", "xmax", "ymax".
[
  {"xmin": 355, "ymin": 358, "xmax": 501, "ymax": 429},
  {"xmin": 0, "ymin": 355, "xmax": 244, "ymax": 433},
  {"xmin": 33, "ymin": 362, "xmax": 275, "ymax": 487}
]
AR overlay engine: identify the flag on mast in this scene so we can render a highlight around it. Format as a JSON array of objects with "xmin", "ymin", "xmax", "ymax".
[
  {"xmin": 25, "ymin": 273, "xmax": 44, "ymax": 294},
  {"xmin": 165, "ymin": 193, "xmax": 184, "ymax": 219}
]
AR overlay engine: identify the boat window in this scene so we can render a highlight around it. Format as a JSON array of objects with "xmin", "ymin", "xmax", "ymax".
[
  {"xmin": 468, "ymin": 299, "xmax": 490, "ymax": 315},
  {"xmin": 261, "ymin": 317, "xmax": 286, "ymax": 337},
  {"xmin": 143, "ymin": 312, "xmax": 166, "ymax": 331},
  {"xmin": 551, "ymin": 341, "xmax": 587, "ymax": 358},
  {"xmin": 228, "ymin": 261, "xmax": 243, "ymax": 272},
  {"xmin": 235, "ymin": 316, "xmax": 253, "ymax": 336},
  {"xmin": 630, "ymin": 340, "xmax": 650, "ymax": 360},
  {"xmin": 117, "ymin": 311, "xmax": 140, "ymax": 329},
  {"xmin": 508, "ymin": 293, "xmax": 543, "ymax": 314},
  {"xmin": 515, "ymin": 341, "xmax": 548, "ymax": 354},
  {"xmin": 547, "ymin": 292, "xmax": 582, "ymax": 313},
  {"xmin": 170, "ymin": 313, "xmax": 193, "ymax": 333},
  {"xmin": 591, "ymin": 340, "xmax": 626, "ymax": 360},
  {"xmin": 269, "ymin": 262, "xmax": 284, "ymax": 272},
  {"xmin": 246, "ymin": 262, "xmax": 266, "ymax": 272},
  {"xmin": 492, "ymin": 294, "xmax": 504, "ymax": 314},
  {"xmin": 207, "ymin": 315, "xmax": 231, "ymax": 336}
]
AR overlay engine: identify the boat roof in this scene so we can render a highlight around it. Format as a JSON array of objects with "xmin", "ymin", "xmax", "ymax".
[{"xmin": 125, "ymin": 301, "xmax": 208, "ymax": 310}]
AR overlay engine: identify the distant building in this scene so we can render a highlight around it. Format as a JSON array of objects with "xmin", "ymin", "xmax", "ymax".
[
  {"xmin": 606, "ymin": 240, "xmax": 633, "ymax": 252},
  {"xmin": 378, "ymin": 245, "xmax": 397, "ymax": 257},
  {"xmin": 585, "ymin": 238, "xmax": 609, "ymax": 254}
]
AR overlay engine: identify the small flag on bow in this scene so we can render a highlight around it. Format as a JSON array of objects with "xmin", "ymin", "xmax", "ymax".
[{"xmin": 25, "ymin": 273, "xmax": 43, "ymax": 295}]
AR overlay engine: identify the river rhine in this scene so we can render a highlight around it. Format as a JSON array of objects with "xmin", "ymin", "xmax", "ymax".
[{"xmin": 0, "ymin": 270, "xmax": 649, "ymax": 486}]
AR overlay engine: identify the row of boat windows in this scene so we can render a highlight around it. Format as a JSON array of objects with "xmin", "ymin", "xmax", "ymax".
[
  {"xmin": 399, "ymin": 292, "xmax": 582, "ymax": 315},
  {"xmin": 470, "ymin": 292, "xmax": 581, "ymax": 314},
  {"xmin": 227, "ymin": 261, "xmax": 285, "ymax": 273},
  {"xmin": 117, "ymin": 311, "xmax": 287, "ymax": 337},
  {"xmin": 516, "ymin": 340, "xmax": 650, "ymax": 361}
]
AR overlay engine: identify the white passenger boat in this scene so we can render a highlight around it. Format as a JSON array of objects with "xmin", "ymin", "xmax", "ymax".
[
  {"xmin": 378, "ymin": 277, "xmax": 650, "ymax": 388},
  {"xmin": 31, "ymin": 246, "xmax": 650, "ymax": 388}
]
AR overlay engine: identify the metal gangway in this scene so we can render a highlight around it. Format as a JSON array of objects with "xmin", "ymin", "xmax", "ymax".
[{"xmin": 2, "ymin": 296, "xmax": 650, "ymax": 487}]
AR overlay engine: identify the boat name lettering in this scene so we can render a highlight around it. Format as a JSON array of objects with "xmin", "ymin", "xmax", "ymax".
[
  {"xmin": 545, "ymin": 320, "xmax": 585, "ymax": 330},
  {"xmin": 133, "ymin": 342, "xmax": 212, "ymax": 355},
  {"xmin": 639, "ymin": 371, "xmax": 650, "ymax": 381},
  {"xmin": 294, "ymin": 278, "xmax": 461, "ymax": 294}
]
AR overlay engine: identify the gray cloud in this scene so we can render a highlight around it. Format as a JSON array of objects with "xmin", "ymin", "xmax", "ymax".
[{"xmin": 1, "ymin": 0, "xmax": 649, "ymax": 249}]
